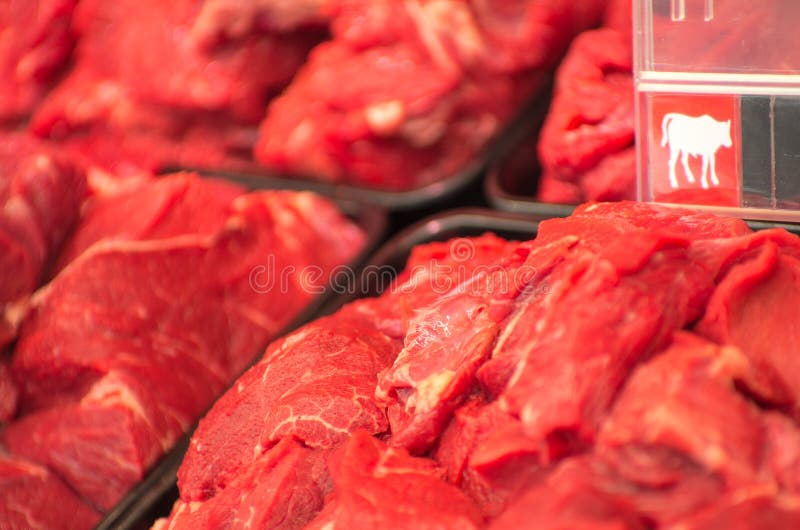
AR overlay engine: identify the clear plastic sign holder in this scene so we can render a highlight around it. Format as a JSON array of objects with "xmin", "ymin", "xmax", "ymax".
[{"xmin": 635, "ymin": 0, "xmax": 800, "ymax": 221}]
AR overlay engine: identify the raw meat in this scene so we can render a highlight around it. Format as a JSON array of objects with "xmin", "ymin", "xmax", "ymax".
[
  {"xmin": 0, "ymin": 134, "xmax": 86, "ymax": 346},
  {"xmin": 0, "ymin": 364, "xmax": 18, "ymax": 422},
  {"xmin": 190, "ymin": 0, "xmax": 327, "ymax": 44},
  {"xmin": 0, "ymin": 0, "xmax": 77, "ymax": 121},
  {"xmin": 696, "ymin": 230, "xmax": 800, "ymax": 415},
  {"xmin": 537, "ymin": 27, "xmax": 635, "ymax": 203},
  {"xmin": 30, "ymin": 0, "xmax": 324, "ymax": 173},
  {"xmin": 303, "ymin": 431, "xmax": 483, "ymax": 530},
  {"xmin": 177, "ymin": 308, "xmax": 399, "ymax": 501},
  {"xmin": 664, "ymin": 491, "xmax": 800, "ymax": 530},
  {"xmin": 487, "ymin": 457, "xmax": 647, "ymax": 530},
  {"xmin": 3, "ymin": 175, "xmax": 365, "ymax": 512},
  {"xmin": 163, "ymin": 201, "xmax": 800, "ymax": 529},
  {"xmin": 256, "ymin": 0, "xmax": 605, "ymax": 190},
  {"xmin": 0, "ymin": 453, "xmax": 101, "ymax": 530},
  {"xmin": 154, "ymin": 438, "xmax": 329, "ymax": 530},
  {"xmin": 435, "ymin": 399, "xmax": 543, "ymax": 518}
]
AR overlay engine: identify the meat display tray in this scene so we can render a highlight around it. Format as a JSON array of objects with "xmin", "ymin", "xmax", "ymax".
[
  {"xmin": 95, "ymin": 206, "xmax": 800, "ymax": 529},
  {"xmin": 180, "ymin": 91, "xmax": 553, "ymax": 212},
  {"xmin": 94, "ymin": 197, "xmax": 387, "ymax": 530}
]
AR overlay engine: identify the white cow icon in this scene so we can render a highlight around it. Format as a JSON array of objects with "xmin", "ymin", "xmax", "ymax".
[{"xmin": 661, "ymin": 113, "xmax": 732, "ymax": 189}]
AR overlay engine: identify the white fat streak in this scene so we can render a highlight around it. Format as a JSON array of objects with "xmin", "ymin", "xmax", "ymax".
[{"xmin": 30, "ymin": 234, "xmax": 219, "ymax": 308}]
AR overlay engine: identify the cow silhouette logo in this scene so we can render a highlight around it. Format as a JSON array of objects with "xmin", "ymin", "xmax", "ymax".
[{"xmin": 661, "ymin": 113, "xmax": 732, "ymax": 189}]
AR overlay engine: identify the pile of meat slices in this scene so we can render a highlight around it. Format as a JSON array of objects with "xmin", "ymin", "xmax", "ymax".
[
  {"xmin": 158, "ymin": 201, "xmax": 800, "ymax": 530},
  {"xmin": 1, "ymin": 0, "xmax": 605, "ymax": 189},
  {"xmin": 0, "ymin": 136, "xmax": 365, "ymax": 528}
]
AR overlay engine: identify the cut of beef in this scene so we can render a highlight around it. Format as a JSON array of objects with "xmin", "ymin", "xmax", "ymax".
[
  {"xmin": 256, "ymin": 0, "xmax": 605, "ymax": 190},
  {"xmin": 0, "ymin": 133, "xmax": 86, "ymax": 357},
  {"xmin": 662, "ymin": 491, "xmax": 800, "ymax": 530},
  {"xmin": 487, "ymin": 457, "xmax": 648, "ymax": 530},
  {"xmin": 0, "ymin": 364, "xmax": 18, "ymax": 422},
  {"xmin": 494, "ymin": 204, "xmax": 748, "ymax": 447},
  {"xmin": 154, "ymin": 438, "xmax": 329, "ymax": 530},
  {"xmin": 190, "ymin": 0, "xmax": 327, "ymax": 45},
  {"xmin": 696, "ymin": 230, "xmax": 800, "ymax": 415},
  {"xmin": 31, "ymin": 0, "xmax": 324, "ymax": 173},
  {"xmin": 0, "ymin": 0, "xmax": 76, "ymax": 121},
  {"xmin": 303, "ymin": 431, "xmax": 483, "ymax": 530},
  {"xmin": 3, "ymin": 174, "xmax": 365, "ymax": 513},
  {"xmin": 0, "ymin": 454, "xmax": 101, "ymax": 530},
  {"xmin": 177, "ymin": 308, "xmax": 398, "ymax": 501},
  {"xmin": 537, "ymin": 27, "xmax": 635, "ymax": 203},
  {"xmin": 435, "ymin": 399, "xmax": 543, "ymax": 518},
  {"xmin": 353, "ymin": 233, "xmax": 523, "ymax": 339},
  {"xmin": 30, "ymin": 73, "xmax": 263, "ymax": 176},
  {"xmin": 53, "ymin": 172, "xmax": 243, "ymax": 271},
  {"xmin": 163, "ymin": 201, "xmax": 800, "ymax": 529}
]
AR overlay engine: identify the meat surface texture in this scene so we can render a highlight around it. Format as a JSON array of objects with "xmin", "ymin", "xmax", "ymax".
[
  {"xmin": 161, "ymin": 200, "xmax": 800, "ymax": 530},
  {"xmin": 29, "ymin": 0, "xmax": 325, "ymax": 175},
  {"xmin": 0, "ymin": 173, "xmax": 364, "ymax": 516},
  {"xmin": 0, "ymin": 134, "xmax": 86, "ymax": 422},
  {"xmin": 0, "ymin": 0, "xmax": 77, "ymax": 121},
  {"xmin": 256, "ymin": 0, "xmax": 606, "ymax": 190},
  {"xmin": 0, "ymin": 454, "xmax": 101, "ymax": 530},
  {"xmin": 537, "ymin": 26, "xmax": 635, "ymax": 203}
]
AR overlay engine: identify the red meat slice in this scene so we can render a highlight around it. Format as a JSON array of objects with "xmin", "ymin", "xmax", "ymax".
[
  {"xmin": 3, "ymin": 372, "xmax": 174, "ymax": 511},
  {"xmin": 54, "ymin": 173, "xmax": 243, "ymax": 270},
  {"xmin": 376, "ymin": 293, "xmax": 503, "ymax": 453},
  {"xmin": 30, "ymin": 73, "xmax": 264, "ymax": 176},
  {"xmin": 353, "ymin": 233, "xmax": 523, "ymax": 339},
  {"xmin": 154, "ymin": 439, "xmax": 329, "ymax": 530},
  {"xmin": 598, "ymin": 333, "xmax": 768, "ymax": 493},
  {"xmin": 435, "ymin": 399, "xmax": 544, "ymax": 518},
  {"xmin": 0, "ymin": 363, "xmax": 18, "ymax": 421},
  {"xmin": 31, "ymin": 0, "xmax": 324, "ymax": 172},
  {"xmin": 763, "ymin": 412, "xmax": 800, "ymax": 494},
  {"xmin": 696, "ymin": 230, "xmax": 800, "ymax": 412},
  {"xmin": 488, "ymin": 457, "xmax": 647, "ymax": 530},
  {"xmin": 0, "ymin": 0, "xmax": 76, "ymax": 121},
  {"xmin": 190, "ymin": 0, "xmax": 327, "ymax": 45},
  {"xmin": 0, "ymin": 454, "xmax": 100, "ymax": 530},
  {"xmin": 304, "ymin": 431, "xmax": 483, "ymax": 530},
  {"xmin": 496, "ymin": 233, "xmax": 717, "ymax": 446},
  {"xmin": 256, "ymin": 0, "xmax": 603, "ymax": 190},
  {"xmin": 0, "ymin": 133, "xmax": 86, "ymax": 354},
  {"xmin": 71, "ymin": 0, "xmax": 318, "ymax": 121},
  {"xmin": 375, "ymin": 242, "xmax": 538, "ymax": 453},
  {"xmin": 177, "ymin": 309, "xmax": 398, "ymax": 501},
  {"xmin": 537, "ymin": 28, "xmax": 635, "ymax": 203},
  {"xmin": 7, "ymin": 181, "xmax": 364, "ymax": 511},
  {"xmin": 667, "ymin": 491, "xmax": 800, "ymax": 530}
]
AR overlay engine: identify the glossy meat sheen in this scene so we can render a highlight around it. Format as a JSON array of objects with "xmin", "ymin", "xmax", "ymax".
[
  {"xmin": 0, "ymin": 0, "xmax": 76, "ymax": 120},
  {"xmin": 537, "ymin": 27, "xmax": 635, "ymax": 203},
  {"xmin": 256, "ymin": 0, "xmax": 604, "ymax": 189},
  {"xmin": 161, "ymin": 201, "xmax": 800, "ymax": 529},
  {"xmin": 156, "ymin": 439, "xmax": 328, "ymax": 530},
  {"xmin": 177, "ymin": 309, "xmax": 398, "ymax": 501},
  {"xmin": 0, "ymin": 133, "xmax": 86, "ymax": 378},
  {"xmin": 303, "ymin": 431, "xmax": 483, "ymax": 530},
  {"xmin": 4, "ymin": 175, "xmax": 365, "ymax": 513},
  {"xmin": 30, "ymin": 0, "xmax": 323, "ymax": 173},
  {"xmin": 0, "ymin": 455, "xmax": 101, "ymax": 529}
]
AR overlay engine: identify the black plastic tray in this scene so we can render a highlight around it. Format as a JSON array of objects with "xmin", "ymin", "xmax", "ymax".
[
  {"xmin": 180, "ymin": 89, "xmax": 553, "ymax": 212},
  {"xmin": 95, "ymin": 197, "xmax": 387, "ymax": 530}
]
